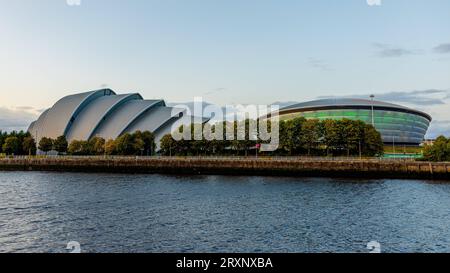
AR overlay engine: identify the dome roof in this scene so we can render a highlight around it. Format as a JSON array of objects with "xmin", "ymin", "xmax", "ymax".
[
  {"xmin": 29, "ymin": 89, "xmax": 209, "ymax": 149},
  {"xmin": 280, "ymin": 98, "xmax": 432, "ymax": 121}
]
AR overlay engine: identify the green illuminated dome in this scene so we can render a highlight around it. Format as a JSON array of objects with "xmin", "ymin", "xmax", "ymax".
[{"xmin": 279, "ymin": 98, "xmax": 432, "ymax": 145}]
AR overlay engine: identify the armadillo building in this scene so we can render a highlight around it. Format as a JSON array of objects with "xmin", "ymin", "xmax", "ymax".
[
  {"xmin": 278, "ymin": 98, "xmax": 432, "ymax": 145},
  {"xmin": 28, "ymin": 89, "xmax": 207, "ymax": 148}
]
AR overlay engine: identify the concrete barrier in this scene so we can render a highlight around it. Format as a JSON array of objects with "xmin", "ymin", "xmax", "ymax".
[{"xmin": 0, "ymin": 157, "xmax": 448, "ymax": 180}]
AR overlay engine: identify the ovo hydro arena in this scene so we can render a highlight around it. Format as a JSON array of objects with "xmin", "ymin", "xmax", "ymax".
[{"xmin": 277, "ymin": 98, "xmax": 432, "ymax": 146}]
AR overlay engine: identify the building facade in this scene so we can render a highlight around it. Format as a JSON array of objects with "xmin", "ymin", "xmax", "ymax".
[
  {"xmin": 277, "ymin": 98, "xmax": 432, "ymax": 145},
  {"xmin": 28, "ymin": 89, "xmax": 207, "ymax": 149}
]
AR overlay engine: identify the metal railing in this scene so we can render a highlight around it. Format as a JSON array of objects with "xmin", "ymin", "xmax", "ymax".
[{"xmin": 0, "ymin": 154, "xmax": 423, "ymax": 163}]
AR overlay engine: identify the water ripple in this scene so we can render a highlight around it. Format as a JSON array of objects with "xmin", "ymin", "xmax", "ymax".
[{"xmin": 0, "ymin": 172, "xmax": 450, "ymax": 253}]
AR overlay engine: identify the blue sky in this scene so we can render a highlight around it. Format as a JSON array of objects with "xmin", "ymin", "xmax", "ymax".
[{"xmin": 1, "ymin": 0, "xmax": 450, "ymax": 136}]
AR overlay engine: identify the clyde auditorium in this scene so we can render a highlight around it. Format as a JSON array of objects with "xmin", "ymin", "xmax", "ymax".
[
  {"xmin": 277, "ymin": 98, "xmax": 432, "ymax": 145},
  {"xmin": 28, "ymin": 89, "xmax": 207, "ymax": 149},
  {"xmin": 29, "ymin": 90, "xmax": 432, "ymax": 149}
]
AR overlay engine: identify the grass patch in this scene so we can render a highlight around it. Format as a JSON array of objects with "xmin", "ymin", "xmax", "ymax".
[{"xmin": 383, "ymin": 145, "xmax": 423, "ymax": 154}]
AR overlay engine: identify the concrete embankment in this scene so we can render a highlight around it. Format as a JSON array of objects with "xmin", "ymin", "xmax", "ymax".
[{"xmin": 0, "ymin": 157, "xmax": 449, "ymax": 180}]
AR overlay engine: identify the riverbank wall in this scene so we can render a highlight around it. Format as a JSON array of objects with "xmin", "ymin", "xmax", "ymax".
[{"xmin": 0, "ymin": 157, "xmax": 449, "ymax": 180}]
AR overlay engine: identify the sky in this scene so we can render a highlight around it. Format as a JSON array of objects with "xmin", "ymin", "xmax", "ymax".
[{"xmin": 0, "ymin": 0, "xmax": 449, "ymax": 137}]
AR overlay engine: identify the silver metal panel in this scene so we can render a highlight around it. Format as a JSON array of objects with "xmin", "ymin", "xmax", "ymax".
[
  {"xmin": 153, "ymin": 115, "xmax": 211, "ymax": 150},
  {"xmin": 29, "ymin": 109, "xmax": 50, "ymax": 143},
  {"xmin": 92, "ymin": 99, "xmax": 165, "ymax": 140},
  {"xmin": 27, "ymin": 121, "xmax": 36, "ymax": 134},
  {"xmin": 123, "ymin": 106, "xmax": 185, "ymax": 135},
  {"xmin": 65, "ymin": 93, "xmax": 142, "ymax": 141},
  {"xmin": 281, "ymin": 98, "xmax": 432, "ymax": 121},
  {"xmin": 38, "ymin": 89, "xmax": 115, "ymax": 139}
]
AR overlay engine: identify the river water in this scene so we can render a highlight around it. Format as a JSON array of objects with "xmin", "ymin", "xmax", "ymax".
[{"xmin": 0, "ymin": 172, "xmax": 449, "ymax": 253}]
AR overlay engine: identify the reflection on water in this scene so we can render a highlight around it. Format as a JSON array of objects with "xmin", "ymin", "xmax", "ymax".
[{"xmin": 0, "ymin": 172, "xmax": 449, "ymax": 253}]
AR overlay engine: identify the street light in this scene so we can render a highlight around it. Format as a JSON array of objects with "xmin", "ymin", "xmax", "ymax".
[
  {"xmin": 370, "ymin": 94, "xmax": 375, "ymax": 127},
  {"xmin": 393, "ymin": 135, "xmax": 396, "ymax": 157}
]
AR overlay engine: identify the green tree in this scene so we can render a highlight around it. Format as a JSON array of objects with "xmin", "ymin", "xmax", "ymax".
[
  {"xmin": 53, "ymin": 136, "xmax": 68, "ymax": 155},
  {"xmin": 0, "ymin": 130, "xmax": 7, "ymax": 153},
  {"xmin": 301, "ymin": 119, "xmax": 320, "ymax": 155},
  {"xmin": 423, "ymin": 136, "xmax": 449, "ymax": 162},
  {"xmin": 322, "ymin": 119, "xmax": 340, "ymax": 156},
  {"xmin": 68, "ymin": 140, "xmax": 82, "ymax": 155},
  {"xmin": 160, "ymin": 134, "xmax": 176, "ymax": 156},
  {"xmin": 209, "ymin": 123, "xmax": 228, "ymax": 155},
  {"xmin": 283, "ymin": 119, "xmax": 296, "ymax": 155},
  {"xmin": 38, "ymin": 137, "xmax": 54, "ymax": 155},
  {"xmin": 339, "ymin": 119, "xmax": 361, "ymax": 156},
  {"xmin": 190, "ymin": 123, "xmax": 209, "ymax": 156},
  {"xmin": 133, "ymin": 137, "xmax": 145, "ymax": 155},
  {"xmin": 115, "ymin": 133, "xmax": 135, "ymax": 155},
  {"xmin": 105, "ymin": 139, "xmax": 116, "ymax": 155},
  {"xmin": 22, "ymin": 136, "xmax": 37, "ymax": 155},
  {"xmin": 363, "ymin": 124, "xmax": 384, "ymax": 157},
  {"xmin": 68, "ymin": 140, "xmax": 92, "ymax": 155},
  {"xmin": 1, "ymin": 131, "xmax": 30, "ymax": 155},
  {"xmin": 133, "ymin": 131, "xmax": 156, "ymax": 156},
  {"xmin": 2, "ymin": 136, "xmax": 20, "ymax": 155},
  {"xmin": 89, "ymin": 136, "xmax": 106, "ymax": 155}
]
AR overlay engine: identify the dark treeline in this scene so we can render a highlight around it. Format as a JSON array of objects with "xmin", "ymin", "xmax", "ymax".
[
  {"xmin": 0, "ymin": 130, "xmax": 36, "ymax": 155},
  {"xmin": 423, "ymin": 136, "xmax": 450, "ymax": 162},
  {"xmin": 41, "ymin": 131, "xmax": 156, "ymax": 156},
  {"xmin": 1, "ymin": 130, "xmax": 156, "ymax": 156},
  {"xmin": 160, "ymin": 117, "xmax": 384, "ymax": 157},
  {"xmin": 1, "ymin": 118, "xmax": 384, "ymax": 157}
]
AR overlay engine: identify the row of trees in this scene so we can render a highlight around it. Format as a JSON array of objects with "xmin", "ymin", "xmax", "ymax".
[
  {"xmin": 423, "ymin": 136, "xmax": 450, "ymax": 162},
  {"xmin": 38, "ymin": 131, "xmax": 156, "ymax": 156},
  {"xmin": 0, "ymin": 131, "xmax": 36, "ymax": 155},
  {"xmin": 160, "ymin": 118, "xmax": 384, "ymax": 157},
  {"xmin": 1, "ymin": 130, "xmax": 156, "ymax": 156},
  {"xmin": 68, "ymin": 131, "xmax": 155, "ymax": 156},
  {"xmin": 1, "ymin": 118, "xmax": 384, "ymax": 157}
]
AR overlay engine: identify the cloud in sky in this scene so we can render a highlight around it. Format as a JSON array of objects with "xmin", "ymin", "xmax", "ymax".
[
  {"xmin": 0, "ymin": 107, "xmax": 40, "ymax": 132},
  {"xmin": 433, "ymin": 43, "xmax": 450, "ymax": 54},
  {"xmin": 373, "ymin": 43, "xmax": 416, "ymax": 58},
  {"xmin": 428, "ymin": 120, "xmax": 450, "ymax": 139},
  {"xmin": 319, "ymin": 89, "xmax": 450, "ymax": 106},
  {"xmin": 307, "ymin": 58, "xmax": 332, "ymax": 71},
  {"xmin": 362, "ymin": 89, "xmax": 449, "ymax": 106}
]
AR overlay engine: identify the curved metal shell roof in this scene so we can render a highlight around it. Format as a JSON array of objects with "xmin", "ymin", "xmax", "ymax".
[
  {"xmin": 28, "ymin": 90, "xmax": 198, "ymax": 150},
  {"xmin": 153, "ymin": 115, "xmax": 211, "ymax": 149},
  {"xmin": 65, "ymin": 93, "xmax": 143, "ymax": 141},
  {"xmin": 92, "ymin": 99, "xmax": 165, "ymax": 140},
  {"xmin": 123, "ymin": 106, "xmax": 185, "ymax": 135},
  {"xmin": 281, "ymin": 98, "xmax": 432, "ymax": 121},
  {"xmin": 39, "ymin": 89, "xmax": 115, "ymax": 139},
  {"xmin": 27, "ymin": 121, "xmax": 37, "ymax": 135},
  {"xmin": 30, "ymin": 108, "xmax": 50, "ymax": 142}
]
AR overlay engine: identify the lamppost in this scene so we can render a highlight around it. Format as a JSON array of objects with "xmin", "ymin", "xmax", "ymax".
[
  {"xmin": 104, "ymin": 139, "xmax": 107, "ymax": 158},
  {"xmin": 393, "ymin": 135, "xmax": 396, "ymax": 157},
  {"xmin": 359, "ymin": 139, "xmax": 362, "ymax": 160},
  {"xmin": 370, "ymin": 94, "xmax": 375, "ymax": 127}
]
